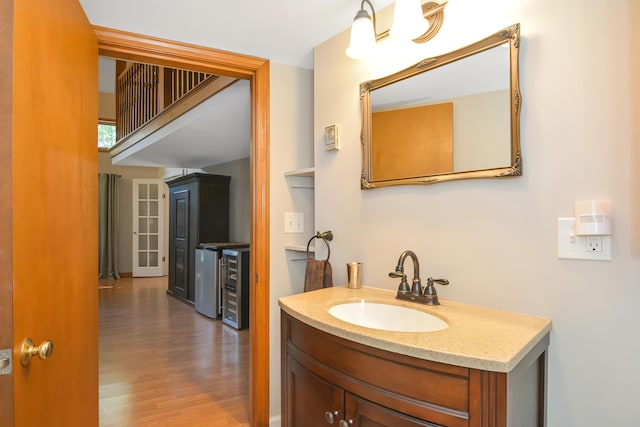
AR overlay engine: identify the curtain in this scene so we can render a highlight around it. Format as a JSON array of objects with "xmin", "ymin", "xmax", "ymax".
[{"xmin": 98, "ymin": 173, "xmax": 120, "ymax": 280}]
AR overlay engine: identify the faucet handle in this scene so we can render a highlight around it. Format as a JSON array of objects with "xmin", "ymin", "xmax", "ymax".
[
  {"xmin": 422, "ymin": 277, "xmax": 449, "ymax": 305},
  {"xmin": 389, "ymin": 271, "xmax": 410, "ymax": 293}
]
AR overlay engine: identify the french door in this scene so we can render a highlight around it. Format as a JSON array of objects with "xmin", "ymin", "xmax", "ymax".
[{"xmin": 132, "ymin": 179, "xmax": 165, "ymax": 277}]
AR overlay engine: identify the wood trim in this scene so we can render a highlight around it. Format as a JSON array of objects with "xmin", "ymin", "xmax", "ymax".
[
  {"xmin": 538, "ymin": 351, "xmax": 548, "ymax": 427},
  {"xmin": 251, "ymin": 60, "xmax": 270, "ymax": 426},
  {"xmin": 0, "ymin": 0, "xmax": 14, "ymax": 424},
  {"xmin": 95, "ymin": 26, "xmax": 270, "ymax": 427},
  {"xmin": 94, "ymin": 26, "xmax": 266, "ymax": 79},
  {"xmin": 468, "ymin": 369, "xmax": 507, "ymax": 427}
]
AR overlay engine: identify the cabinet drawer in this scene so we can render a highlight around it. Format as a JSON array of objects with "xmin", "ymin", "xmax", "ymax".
[
  {"xmin": 346, "ymin": 393, "xmax": 444, "ymax": 427},
  {"xmin": 284, "ymin": 312, "xmax": 470, "ymax": 426}
]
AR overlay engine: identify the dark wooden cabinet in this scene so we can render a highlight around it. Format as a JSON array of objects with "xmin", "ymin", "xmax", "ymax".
[
  {"xmin": 167, "ymin": 173, "xmax": 230, "ymax": 303},
  {"xmin": 288, "ymin": 356, "xmax": 344, "ymax": 427},
  {"xmin": 282, "ymin": 311, "xmax": 547, "ymax": 427},
  {"xmin": 287, "ymin": 355, "xmax": 441, "ymax": 427},
  {"xmin": 346, "ymin": 393, "xmax": 442, "ymax": 427}
]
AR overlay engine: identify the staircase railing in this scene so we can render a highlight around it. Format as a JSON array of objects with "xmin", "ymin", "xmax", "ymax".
[{"xmin": 116, "ymin": 62, "xmax": 214, "ymax": 141}]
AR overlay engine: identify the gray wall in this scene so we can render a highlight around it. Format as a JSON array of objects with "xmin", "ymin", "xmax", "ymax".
[
  {"xmin": 313, "ymin": 1, "xmax": 640, "ymax": 426},
  {"xmin": 98, "ymin": 152, "xmax": 163, "ymax": 274},
  {"xmin": 203, "ymin": 157, "xmax": 251, "ymax": 243}
]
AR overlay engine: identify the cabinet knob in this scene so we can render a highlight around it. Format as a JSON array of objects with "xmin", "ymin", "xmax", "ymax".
[
  {"xmin": 339, "ymin": 420, "xmax": 353, "ymax": 427},
  {"xmin": 324, "ymin": 410, "xmax": 339, "ymax": 424}
]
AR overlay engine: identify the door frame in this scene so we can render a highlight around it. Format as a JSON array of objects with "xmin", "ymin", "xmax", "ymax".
[
  {"xmin": 0, "ymin": 1, "xmax": 14, "ymax": 424},
  {"xmin": 96, "ymin": 27, "xmax": 270, "ymax": 426}
]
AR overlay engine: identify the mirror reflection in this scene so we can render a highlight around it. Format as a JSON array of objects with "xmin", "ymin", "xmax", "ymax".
[{"xmin": 361, "ymin": 24, "xmax": 521, "ymax": 188}]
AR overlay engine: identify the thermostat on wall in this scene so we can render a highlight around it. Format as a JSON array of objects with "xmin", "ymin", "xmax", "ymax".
[{"xmin": 324, "ymin": 124, "xmax": 339, "ymax": 151}]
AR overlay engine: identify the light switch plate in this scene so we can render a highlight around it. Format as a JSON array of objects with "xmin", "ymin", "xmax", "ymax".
[
  {"xmin": 557, "ymin": 218, "xmax": 612, "ymax": 261},
  {"xmin": 324, "ymin": 124, "xmax": 339, "ymax": 151},
  {"xmin": 284, "ymin": 212, "xmax": 304, "ymax": 233}
]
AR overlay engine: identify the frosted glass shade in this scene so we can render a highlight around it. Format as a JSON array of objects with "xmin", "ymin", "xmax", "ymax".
[
  {"xmin": 346, "ymin": 12, "xmax": 377, "ymax": 60},
  {"xmin": 390, "ymin": 0, "xmax": 429, "ymax": 40}
]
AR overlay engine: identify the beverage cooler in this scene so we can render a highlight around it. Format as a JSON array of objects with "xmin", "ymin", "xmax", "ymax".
[
  {"xmin": 194, "ymin": 242, "xmax": 248, "ymax": 319},
  {"xmin": 221, "ymin": 248, "xmax": 250, "ymax": 330}
]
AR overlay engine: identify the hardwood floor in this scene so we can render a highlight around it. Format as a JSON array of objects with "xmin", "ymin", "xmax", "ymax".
[{"xmin": 99, "ymin": 277, "xmax": 250, "ymax": 427}]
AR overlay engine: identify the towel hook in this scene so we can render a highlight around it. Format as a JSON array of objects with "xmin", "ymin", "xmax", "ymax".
[{"xmin": 306, "ymin": 230, "xmax": 333, "ymax": 261}]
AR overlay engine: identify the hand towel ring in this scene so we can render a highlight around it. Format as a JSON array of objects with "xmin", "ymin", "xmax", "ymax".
[{"xmin": 306, "ymin": 230, "xmax": 333, "ymax": 261}]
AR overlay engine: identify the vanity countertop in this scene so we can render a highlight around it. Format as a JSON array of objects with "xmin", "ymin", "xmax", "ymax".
[{"xmin": 278, "ymin": 286, "xmax": 551, "ymax": 373}]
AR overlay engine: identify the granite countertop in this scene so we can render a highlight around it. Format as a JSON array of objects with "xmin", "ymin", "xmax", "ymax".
[{"xmin": 278, "ymin": 286, "xmax": 551, "ymax": 373}]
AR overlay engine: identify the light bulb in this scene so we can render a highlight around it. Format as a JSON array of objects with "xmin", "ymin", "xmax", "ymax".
[{"xmin": 346, "ymin": 10, "xmax": 377, "ymax": 60}]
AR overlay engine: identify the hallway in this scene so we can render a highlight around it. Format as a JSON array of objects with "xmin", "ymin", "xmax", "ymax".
[{"xmin": 99, "ymin": 277, "xmax": 250, "ymax": 426}]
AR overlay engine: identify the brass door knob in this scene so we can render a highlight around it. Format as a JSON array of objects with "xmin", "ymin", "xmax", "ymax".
[{"xmin": 20, "ymin": 338, "xmax": 54, "ymax": 366}]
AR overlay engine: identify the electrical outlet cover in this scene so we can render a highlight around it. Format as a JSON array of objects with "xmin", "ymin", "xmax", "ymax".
[{"xmin": 557, "ymin": 218, "xmax": 611, "ymax": 261}]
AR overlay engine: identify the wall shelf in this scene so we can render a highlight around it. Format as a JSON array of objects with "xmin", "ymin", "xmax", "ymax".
[
  {"xmin": 284, "ymin": 168, "xmax": 315, "ymax": 259},
  {"xmin": 285, "ymin": 244, "xmax": 313, "ymax": 261},
  {"xmin": 285, "ymin": 244, "xmax": 314, "ymax": 253},
  {"xmin": 285, "ymin": 167, "xmax": 314, "ymax": 188}
]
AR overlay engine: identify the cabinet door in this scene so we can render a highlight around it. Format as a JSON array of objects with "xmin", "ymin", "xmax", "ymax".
[
  {"xmin": 168, "ymin": 188, "xmax": 189, "ymax": 299},
  {"xmin": 286, "ymin": 357, "xmax": 344, "ymax": 427},
  {"xmin": 345, "ymin": 393, "xmax": 445, "ymax": 427}
]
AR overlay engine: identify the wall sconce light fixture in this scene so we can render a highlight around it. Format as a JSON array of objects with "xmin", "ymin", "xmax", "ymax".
[{"xmin": 346, "ymin": 0, "xmax": 448, "ymax": 60}]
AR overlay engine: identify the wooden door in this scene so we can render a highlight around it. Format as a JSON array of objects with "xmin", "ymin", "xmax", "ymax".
[
  {"xmin": 168, "ymin": 187, "xmax": 190, "ymax": 299},
  {"xmin": 0, "ymin": 0, "xmax": 98, "ymax": 425},
  {"xmin": 132, "ymin": 179, "xmax": 165, "ymax": 277}
]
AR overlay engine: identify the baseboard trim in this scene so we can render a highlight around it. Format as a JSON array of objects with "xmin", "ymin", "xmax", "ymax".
[
  {"xmin": 269, "ymin": 414, "xmax": 281, "ymax": 427},
  {"xmin": 119, "ymin": 272, "xmax": 133, "ymax": 278}
]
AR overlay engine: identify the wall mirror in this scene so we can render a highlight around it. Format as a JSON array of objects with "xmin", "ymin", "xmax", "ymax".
[{"xmin": 360, "ymin": 23, "xmax": 521, "ymax": 189}]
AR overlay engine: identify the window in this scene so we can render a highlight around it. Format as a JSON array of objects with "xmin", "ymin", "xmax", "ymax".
[{"xmin": 98, "ymin": 121, "xmax": 116, "ymax": 150}]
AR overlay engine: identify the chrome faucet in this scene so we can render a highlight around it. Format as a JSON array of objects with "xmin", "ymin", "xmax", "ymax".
[{"xmin": 388, "ymin": 250, "xmax": 449, "ymax": 306}]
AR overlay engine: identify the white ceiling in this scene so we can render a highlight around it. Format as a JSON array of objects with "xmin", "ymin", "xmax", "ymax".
[
  {"xmin": 100, "ymin": 57, "xmax": 252, "ymax": 169},
  {"xmin": 371, "ymin": 44, "xmax": 510, "ymax": 110},
  {"xmin": 111, "ymin": 79, "xmax": 251, "ymax": 169},
  {"xmin": 82, "ymin": 0, "xmax": 396, "ymax": 69},
  {"xmin": 89, "ymin": 0, "xmax": 396, "ymax": 169}
]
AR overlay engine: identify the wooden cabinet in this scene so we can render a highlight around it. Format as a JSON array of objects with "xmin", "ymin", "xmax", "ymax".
[
  {"xmin": 287, "ymin": 356, "xmax": 441, "ymax": 427},
  {"xmin": 346, "ymin": 393, "xmax": 442, "ymax": 427},
  {"xmin": 282, "ymin": 311, "xmax": 547, "ymax": 427},
  {"xmin": 167, "ymin": 173, "xmax": 230, "ymax": 303},
  {"xmin": 288, "ymin": 356, "xmax": 343, "ymax": 427}
]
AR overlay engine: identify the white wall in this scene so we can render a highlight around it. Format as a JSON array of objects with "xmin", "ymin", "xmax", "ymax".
[
  {"xmin": 268, "ymin": 62, "xmax": 314, "ymax": 425},
  {"xmin": 314, "ymin": 1, "xmax": 640, "ymax": 426},
  {"xmin": 98, "ymin": 92, "xmax": 115, "ymax": 120},
  {"xmin": 453, "ymin": 90, "xmax": 510, "ymax": 171}
]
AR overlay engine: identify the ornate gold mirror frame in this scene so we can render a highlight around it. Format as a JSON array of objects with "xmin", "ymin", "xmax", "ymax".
[{"xmin": 360, "ymin": 23, "xmax": 521, "ymax": 189}]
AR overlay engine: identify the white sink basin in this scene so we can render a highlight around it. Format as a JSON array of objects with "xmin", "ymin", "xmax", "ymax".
[{"xmin": 328, "ymin": 301, "xmax": 448, "ymax": 333}]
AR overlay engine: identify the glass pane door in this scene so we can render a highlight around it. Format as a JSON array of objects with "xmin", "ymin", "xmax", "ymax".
[{"xmin": 132, "ymin": 179, "xmax": 164, "ymax": 277}]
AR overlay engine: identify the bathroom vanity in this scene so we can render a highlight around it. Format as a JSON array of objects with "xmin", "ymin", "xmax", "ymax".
[{"xmin": 279, "ymin": 287, "xmax": 551, "ymax": 427}]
